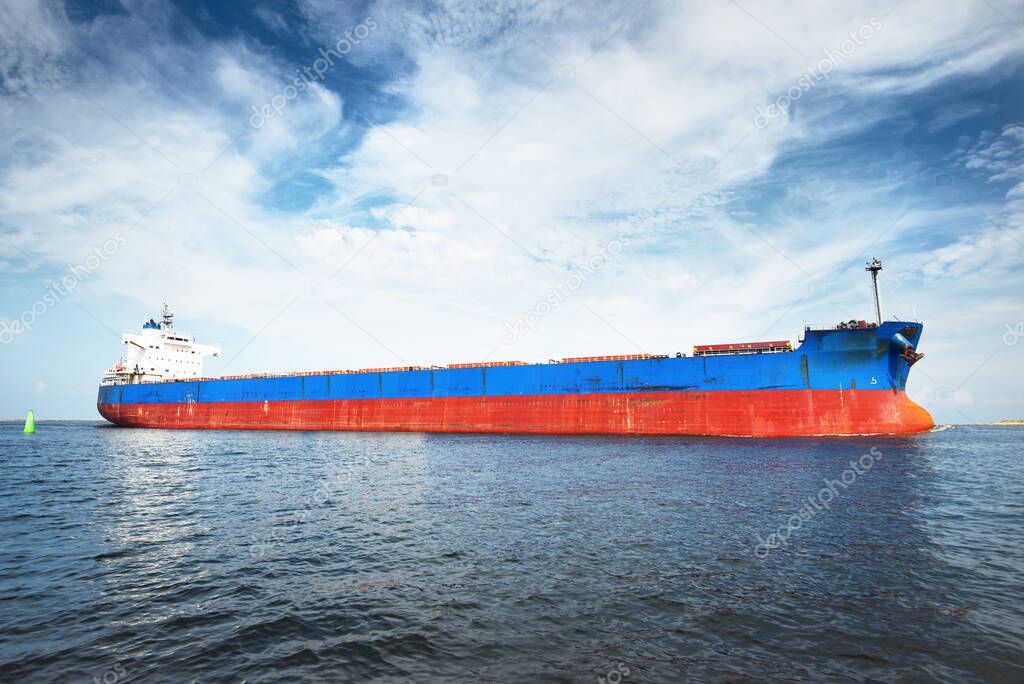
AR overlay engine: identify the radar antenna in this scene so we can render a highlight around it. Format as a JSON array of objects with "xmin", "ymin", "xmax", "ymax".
[
  {"xmin": 865, "ymin": 258, "xmax": 883, "ymax": 325},
  {"xmin": 161, "ymin": 303, "xmax": 174, "ymax": 330}
]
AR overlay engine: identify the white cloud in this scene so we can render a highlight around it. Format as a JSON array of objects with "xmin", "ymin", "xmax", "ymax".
[
  {"xmin": 0, "ymin": 0, "xmax": 65, "ymax": 95},
  {"xmin": 925, "ymin": 101, "xmax": 997, "ymax": 133}
]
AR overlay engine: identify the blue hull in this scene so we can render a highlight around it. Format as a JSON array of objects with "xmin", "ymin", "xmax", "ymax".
[{"xmin": 98, "ymin": 322, "xmax": 923, "ymax": 405}]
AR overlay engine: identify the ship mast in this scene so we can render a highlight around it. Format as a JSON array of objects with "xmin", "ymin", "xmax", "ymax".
[
  {"xmin": 865, "ymin": 258, "xmax": 883, "ymax": 325},
  {"xmin": 161, "ymin": 303, "xmax": 174, "ymax": 330}
]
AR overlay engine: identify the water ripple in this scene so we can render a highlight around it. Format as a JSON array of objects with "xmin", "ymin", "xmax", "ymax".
[{"xmin": 1, "ymin": 423, "xmax": 1022, "ymax": 682}]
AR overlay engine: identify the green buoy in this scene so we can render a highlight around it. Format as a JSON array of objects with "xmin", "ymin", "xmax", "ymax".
[{"xmin": 23, "ymin": 409, "xmax": 35, "ymax": 434}]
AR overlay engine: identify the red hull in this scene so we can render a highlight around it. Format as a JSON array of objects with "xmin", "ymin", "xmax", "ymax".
[{"xmin": 98, "ymin": 389, "xmax": 934, "ymax": 437}]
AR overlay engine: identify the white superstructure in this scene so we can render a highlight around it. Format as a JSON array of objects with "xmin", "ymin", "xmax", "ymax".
[{"xmin": 101, "ymin": 305, "xmax": 220, "ymax": 385}]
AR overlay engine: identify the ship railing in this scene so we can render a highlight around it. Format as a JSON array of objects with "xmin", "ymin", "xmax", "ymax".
[
  {"xmin": 446, "ymin": 361, "xmax": 528, "ymax": 369},
  {"xmin": 692, "ymin": 340, "xmax": 793, "ymax": 357},
  {"xmin": 805, "ymin": 321, "xmax": 879, "ymax": 331},
  {"xmin": 558, "ymin": 353, "xmax": 657, "ymax": 363},
  {"xmin": 692, "ymin": 346, "xmax": 791, "ymax": 357}
]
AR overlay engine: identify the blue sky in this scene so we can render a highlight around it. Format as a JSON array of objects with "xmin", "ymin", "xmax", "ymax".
[{"xmin": 1, "ymin": 0, "xmax": 1022, "ymax": 422}]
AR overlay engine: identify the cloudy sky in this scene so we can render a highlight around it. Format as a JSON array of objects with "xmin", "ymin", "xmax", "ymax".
[{"xmin": 1, "ymin": 0, "xmax": 1022, "ymax": 422}]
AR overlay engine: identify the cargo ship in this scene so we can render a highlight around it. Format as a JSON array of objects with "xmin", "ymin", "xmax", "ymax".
[{"xmin": 96, "ymin": 259, "xmax": 934, "ymax": 436}]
